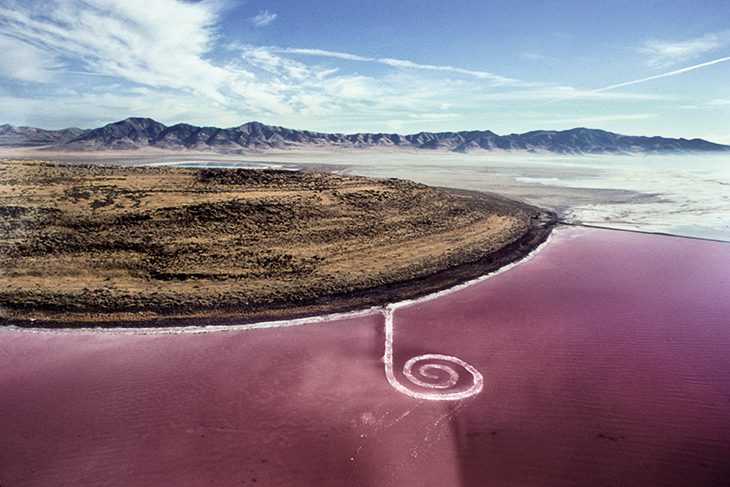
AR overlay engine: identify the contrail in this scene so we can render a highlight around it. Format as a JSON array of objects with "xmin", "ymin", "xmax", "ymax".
[{"xmin": 546, "ymin": 55, "xmax": 730, "ymax": 104}]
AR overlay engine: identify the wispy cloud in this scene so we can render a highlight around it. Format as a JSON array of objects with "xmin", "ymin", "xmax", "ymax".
[
  {"xmin": 541, "ymin": 114, "xmax": 657, "ymax": 126},
  {"xmin": 0, "ymin": 34, "xmax": 62, "ymax": 82},
  {"xmin": 272, "ymin": 47, "xmax": 522, "ymax": 85},
  {"xmin": 278, "ymin": 48, "xmax": 371, "ymax": 62},
  {"xmin": 0, "ymin": 0, "xmax": 531, "ymax": 130},
  {"xmin": 0, "ymin": 0, "xmax": 231, "ymax": 102},
  {"xmin": 709, "ymin": 99, "xmax": 730, "ymax": 106},
  {"xmin": 3, "ymin": 0, "xmax": 720, "ymax": 135},
  {"xmin": 240, "ymin": 47, "xmax": 311, "ymax": 79},
  {"xmin": 641, "ymin": 31, "xmax": 730, "ymax": 68},
  {"xmin": 250, "ymin": 10, "xmax": 277, "ymax": 28},
  {"xmin": 408, "ymin": 113, "xmax": 460, "ymax": 121}
]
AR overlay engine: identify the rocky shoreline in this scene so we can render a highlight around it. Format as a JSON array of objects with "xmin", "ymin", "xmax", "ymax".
[{"xmin": 0, "ymin": 160, "xmax": 555, "ymax": 328}]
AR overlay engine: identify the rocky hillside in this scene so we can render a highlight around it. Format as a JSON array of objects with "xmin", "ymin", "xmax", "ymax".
[{"xmin": 2, "ymin": 118, "xmax": 728, "ymax": 155}]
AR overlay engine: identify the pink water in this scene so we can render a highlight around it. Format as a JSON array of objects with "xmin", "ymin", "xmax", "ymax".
[{"xmin": 1, "ymin": 227, "xmax": 729, "ymax": 486}]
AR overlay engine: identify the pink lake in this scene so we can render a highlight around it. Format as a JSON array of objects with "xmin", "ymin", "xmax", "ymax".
[{"xmin": 1, "ymin": 226, "xmax": 729, "ymax": 486}]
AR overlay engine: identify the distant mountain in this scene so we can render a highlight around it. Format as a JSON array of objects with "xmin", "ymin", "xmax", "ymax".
[
  {"xmin": 0, "ymin": 124, "xmax": 86, "ymax": 147},
  {"xmin": 2, "ymin": 118, "xmax": 729, "ymax": 155}
]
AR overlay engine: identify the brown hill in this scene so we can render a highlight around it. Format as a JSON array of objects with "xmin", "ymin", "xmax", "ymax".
[{"xmin": 0, "ymin": 160, "xmax": 554, "ymax": 327}]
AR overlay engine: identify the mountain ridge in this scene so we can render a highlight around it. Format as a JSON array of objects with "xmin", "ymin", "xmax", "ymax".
[{"xmin": 2, "ymin": 118, "xmax": 728, "ymax": 155}]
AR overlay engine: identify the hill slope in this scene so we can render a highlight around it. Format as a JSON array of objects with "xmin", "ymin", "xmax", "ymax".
[{"xmin": 0, "ymin": 160, "xmax": 553, "ymax": 326}]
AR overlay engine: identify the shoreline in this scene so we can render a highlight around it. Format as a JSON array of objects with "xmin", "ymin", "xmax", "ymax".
[{"xmin": 3, "ymin": 212, "xmax": 556, "ymax": 329}]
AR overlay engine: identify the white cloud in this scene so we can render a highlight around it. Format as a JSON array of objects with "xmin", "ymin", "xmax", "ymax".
[
  {"xmin": 541, "ymin": 114, "xmax": 658, "ymax": 126},
  {"xmin": 641, "ymin": 31, "xmax": 730, "ymax": 68},
  {"xmin": 0, "ymin": 0, "xmax": 234, "ymax": 102},
  {"xmin": 280, "ymin": 48, "xmax": 371, "ymax": 62},
  {"xmin": 3, "ymin": 0, "xmax": 715, "ymax": 135},
  {"xmin": 228, "ymin": 44, "xmax": 523, "ymax": 120},
  {"xmin": 321, "ymin": 75, "xmax": 380, "ymax": 100},
  {"xmin": 250, "ymin": 10, "xmax": 277, "ymax": 28},
  {"xmin": 0, "ymin": 0, "xmax": 540, "ymax": 131},
  {"xmin": 0, "ymin": 34, "xmax": 62, "ymax": 82},
  {"xmin": 709, "ymin": 99, "xmax": 730, "ymax": 106},
  {"xmin": 407, "ymin": 113, "xmax": 460, "ymax": 121},
  {"xmin": 273, "ymin": 47, "xmax": 521, "ymax": 85},
  {"xmin": 240, "ymin": 47, "xmax": 312, "ymax": 79}
]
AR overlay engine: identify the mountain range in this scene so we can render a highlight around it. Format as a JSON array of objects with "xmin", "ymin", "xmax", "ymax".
[{"xmin": 1, "ymin": 117, "xmax": 728, "ymax": 155}]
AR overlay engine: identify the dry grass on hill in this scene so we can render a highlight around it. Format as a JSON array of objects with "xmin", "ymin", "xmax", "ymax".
[{"xmin": 0, "ymin": 160, "xmax": 552, "ymax": 326}]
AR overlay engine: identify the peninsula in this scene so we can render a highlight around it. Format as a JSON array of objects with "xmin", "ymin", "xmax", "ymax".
[{"xmin": 0, "ymin": 160, "xmax": 554, "ymax": 327}]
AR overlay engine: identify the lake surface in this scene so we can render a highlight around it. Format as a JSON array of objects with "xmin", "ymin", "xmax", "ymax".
[{"xmin": 2, "ymin": 226, "xmax": 729, "ymax": 486}]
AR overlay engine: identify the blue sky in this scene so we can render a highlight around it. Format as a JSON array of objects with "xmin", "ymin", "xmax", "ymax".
[{"xmin": 1, "ymin": 0, "xmax": 729, "ymax": 142}]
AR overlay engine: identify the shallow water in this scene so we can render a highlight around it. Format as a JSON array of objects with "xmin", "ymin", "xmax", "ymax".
[
  {"xmin": 1, "ymin": 227, "xmax": 729, "ymax": 486},
  {"xmin": 392, "ymin": 226, "xmax": 730, "ymax": 485}
]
